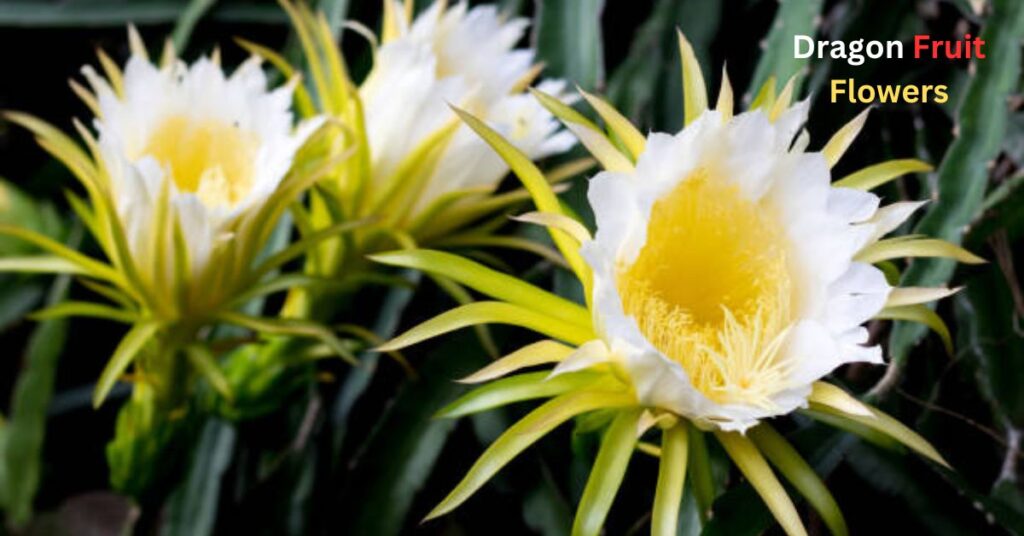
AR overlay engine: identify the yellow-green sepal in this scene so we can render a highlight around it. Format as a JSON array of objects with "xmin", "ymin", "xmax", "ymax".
[
  {"xmin": 571, "ymin": 408, "xmax": 642, "ymax": 536},
  {"xmin": 749, "ymin": 424, "xmax": 848, "ymax": 536}
]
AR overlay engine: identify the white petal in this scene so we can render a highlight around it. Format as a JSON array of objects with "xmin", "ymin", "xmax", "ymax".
[
  {"xmin": 828, "ymin": 187, "xmax": 881, "ymax": 223},
  {"xmin": 862, "ymin": 200, "xmax": 928, "ymax": 243},
  {"xmin": 548, "ymin": 339, "xmax": 610, "ymax": 378}
]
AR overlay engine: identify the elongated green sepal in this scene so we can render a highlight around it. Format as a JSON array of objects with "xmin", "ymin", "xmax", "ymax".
[
  {"xmin": 452, "ymin": 106, "xmax": 592, "ymax": 294},
  {"xmin": 833, "ymin": 159, "xmax": 933, "ymax": 190},
  {"xmin": 687, "ymin": 426, "xmax": 715, "ymax": 523},
  {"xmin": 378, "ymin": 301, "xmax": 596, "ymax": 352},
  {"xmin": 769, "ymin": 74, "xmax": 798, "ymax": 121},
  {"xmin": 235, "ymin": 38, "xmax": 315, "ymax": 116},
  {"xmin": 717, "ymin": 67, "xmax": 734, "ymax": 120},
  {"xmin": 251, "ymin": 219, "xmax": 368, "ymax": 280},
  {"xmin": 184, "ymin": 345, "xmax": 233, "ymax": 401},
  {"xmin": 572, "ymin": 409, "xmax": 641, "ymax": 536},
  {"xmin": 749, "ymin": 425, "xmax": 848, "ymax": 536},
  {"xmin": 677, "ymin": 30, "xmax": 707, "ymax": 126},
  {"xmin": 0, "ymin": 224, "xmax": 119, "ymax": 283},
  {"xmin": 511, "ymin": 211, "xmax": 591, "ymax": 244},
  {"xmin": 822, "ymin": 108, "xmax": 870, "ymax": 169},
  {"xmin": 799, "ymin": 408, "xmax": 901, "ymax": 451},
  {"xmin": 885, "ymin": 286, "xmax": 961, "ymax": 308},
  {"xmin": 530, "ymin": 88, "xmax": 633, "ymax": 173},
  {"xmin": 93, "ymin": 321, "xmax": 160, "ymax": 408},
  {"xmin": 425, "ymin": 390, "xmax": 634, "ymax": 521},
  {"xmin": 855, "ymin": 238, "xmax": 986, "ymax": 265},
  {"xmin": 715, "ymin": 431, "xmax": 807, "ymax": 536},
  {"xmin": 216, "ymin": 312, "xmax": 358, "ymax": 365},
  {"xmin": 808, "ymin": 401, "xmax": 949, "ymax": 468},
  {"xmin": 437, "ymin": 370, "xmax": 606, "ymax": 419},
  {"xmin": 652, "ymin": 423, "xmax": 689, "ymax": 536},
  {"xmin": 459, "ymin": 340, "xmax": 575, "ymax": 383},
  {"xmin": 579, "ymin": 89, "xmax": 646, "ymax": 160},
  {"xmin": 808, "ymin": 382, "xmax": 872, "ymax": 417},
  {"xmin": 749, "ymin": 77, "xmax": 776, "ymax": 111},
  {"xmin": 227, "ymin": 274, "xmax": 343, "ymax": 308},
  {"xmin": 0, "ymin": 256, "xmax": 90, "ymax": 275},
  {"xmin": 875, "ymin": 304, "xmax": 953, "ymax": 355},
  {"xmin": 369, "ymin": 249, "xmax": 591, "ymax": 329},
  {"xmin": 31, "ymin": 301, "xmax": 137, "ymax": 324}
]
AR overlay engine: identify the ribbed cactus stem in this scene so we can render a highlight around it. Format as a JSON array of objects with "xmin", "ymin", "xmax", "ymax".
[
  {"xmin": 747, "ymin": 0, "xmax": 824, "ymax": 101},
  {"xmin": 873, "ymin": 0, "xmax": 1024, "ymax": 398}
]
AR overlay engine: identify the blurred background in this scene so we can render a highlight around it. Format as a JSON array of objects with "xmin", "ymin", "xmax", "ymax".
[{"xmin": 0, "ymin": 0, "xmax": 1022, "ymax": 534}]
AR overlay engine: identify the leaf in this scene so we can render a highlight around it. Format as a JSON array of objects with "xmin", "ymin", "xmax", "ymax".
[
  {"xmin": 532, "ymin": 0, "xmax": 605, "ymax": 90},
  {"xmin": 572, "ymin": 409, "xmax": 641, "ymax": 536},
  {"xmin": 522, "ymin": 463, "xmax": 573, "ymax": 536},
  {"xmin": 329, "ymin": 274, "xmax": 419, "ymax": 465},
  {"xmin": 161, "ymin": 418, "xmax": 237, "ymax": 536},
  {"xmin": 2, "ymin": 267, "xmax": 72, "ymax": 525},
  {"xmin": 605, "ymin": 0, "xmax": 720, "ymax": 132},
  {"xmin": 0, "ymin": 178, "xmax": 64, "ymax": 257},
  {"xmin": 0, "ymin": 279, "xmax": 45, "ymax": 332},
  {"xmin": 171, "ymin": 0, "xmax": 216, "ymax": 52},
  {"xmin": 886, "ymin": 0, "xmax": 1024, "ymax": 381},
  {"xmin": 955, "ymin": 269, "xmax": 1024, "ymax": 426},
  {"xmin": 337, "ymin": 332, "xmax": 490, "ymax": 535},
  {"xmin": 318, "ymin": 0, "xmax": 351, "ymax": 36},
  {"xmin": 843, "ymin": 442, "xmax": 996, "ymax": 536},
  {"xmin": 93, "ymin": 321, "xmax": 161, "ymax": 408},
  {"xmin": 747, "ymin": 0, "xmax": 824, "ymax": 100},
  {"xmin": 0, "ymin": 2, "xmax": 286, "ymax": 26}
]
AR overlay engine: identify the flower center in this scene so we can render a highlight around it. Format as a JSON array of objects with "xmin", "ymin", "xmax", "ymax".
[
  {"xmin": 618, "ymin": 170, "xmax": 795, "ymax": 409},
  {"xmin": 143, "ymin": 116, "xmax": 260, "ymax": 208}
]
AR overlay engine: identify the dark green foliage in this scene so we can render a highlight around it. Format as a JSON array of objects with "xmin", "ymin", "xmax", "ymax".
[{"xmin": 1, "ymin": 1, "xmax": 1023, "ymax": 535}]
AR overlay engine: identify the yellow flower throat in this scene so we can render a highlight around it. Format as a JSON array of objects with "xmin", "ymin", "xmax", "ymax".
[
  {"xmin": 618, "ymin": 170, "xmax": 795, "ymax": 409},
  {"xmin": 143, "ymin": 116, "xmax": 260, "ymax": 208}
]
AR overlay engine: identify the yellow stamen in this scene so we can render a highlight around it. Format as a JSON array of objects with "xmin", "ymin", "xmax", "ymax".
[
  {"xmin": 142, "ymin": 115, "xmax": 259, "ymax": 208},
  {"xmin": 618, "ymin": 170, "xmax": 794, "ymax": 407}
]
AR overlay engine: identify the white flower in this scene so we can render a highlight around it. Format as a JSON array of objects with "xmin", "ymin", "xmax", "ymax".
[
  {"xmin": 359, "ymin": 0, "xmax": 576, "ymax": 211},
  {"xmin": 85, "ymin": 50, "xmax": 320, "ymax": 292},
  {"xmin": 584, "ymin": 105, "xmax": 894, "ymax": 431}
]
